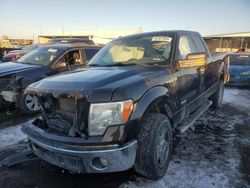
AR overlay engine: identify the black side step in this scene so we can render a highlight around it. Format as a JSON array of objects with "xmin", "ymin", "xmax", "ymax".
[{"xmin": 177, "ymin": 100, "xmax": 212, "ymax": 133}]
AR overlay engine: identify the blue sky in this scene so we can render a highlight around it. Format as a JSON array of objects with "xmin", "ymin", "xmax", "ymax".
[{"xmin": 0, "ymin": 0, "xmax": 250, "ymax": 39}]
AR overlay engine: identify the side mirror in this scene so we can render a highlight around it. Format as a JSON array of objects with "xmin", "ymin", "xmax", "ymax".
[
  {"xmin": 53, "ymin": 62, "xmax": 67, "ymax": 69},
  {"xmin": 177, "ymin": 52, "xmax": 207, "ymax": 70}
]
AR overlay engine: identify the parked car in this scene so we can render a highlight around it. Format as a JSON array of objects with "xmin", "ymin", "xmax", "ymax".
[
  {"xmin": 227, "ymin": 53, "xmax": 250, "ymax": 87},
  {"xmin": 1, "ymin": 44, "xmax": 43, "ymax": 62},
  {"xmin": 48, "ymin": 38, "xmax": 94, "ymax": 45},
  {"xmin": 1, "ymin": 49, "xmax": 22, "ymax": 62},
  {"xmin": 23, "ymin": 30, "xmax": 229, "ymax": 180},
  {"xmin": 15, "ymin": 44, "xmax": 44, "ymax": 60},
  {"xmin": 0, "ymin": 44, "xmax": 100, "ymax": 113}
]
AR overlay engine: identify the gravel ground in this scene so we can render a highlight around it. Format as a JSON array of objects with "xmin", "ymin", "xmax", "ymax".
[{"xmin": 0, "ymin": 88, "xmax": 249, "ymax": 188}]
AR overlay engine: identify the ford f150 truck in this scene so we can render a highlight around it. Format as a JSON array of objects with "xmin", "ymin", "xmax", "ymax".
[{"xmin": 22, "ymin": 30, "xmax": 229, "ymax": 180}]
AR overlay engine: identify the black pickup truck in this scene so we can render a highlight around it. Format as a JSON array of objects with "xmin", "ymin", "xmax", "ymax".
[{"xmin": 22, "ymin": 30, "xmax": 229, "ymax": 180}]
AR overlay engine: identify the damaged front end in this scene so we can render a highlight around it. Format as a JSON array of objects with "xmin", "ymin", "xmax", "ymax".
[
  {"xmin": 0, "ymin": 75, "xmax": 22, "ymax": 104},
  {"xmin": 22, "ymin": 88, "xmax": 137, "ymax": 173},
  {"xmin": 37, "ymin": 93, "xmax": 88, "ymax": 138}
]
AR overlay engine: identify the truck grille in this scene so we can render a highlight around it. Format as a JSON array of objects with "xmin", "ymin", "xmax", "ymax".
[{"xmin": 58, "ymin": 98, "xmax": 76, "ymax": 113}]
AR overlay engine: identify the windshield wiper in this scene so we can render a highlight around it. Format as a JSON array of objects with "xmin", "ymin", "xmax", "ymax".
[
  {"xmin": 106, "ymin": 62, "xmax": 147, "ymax": 67},
  {"xmin": 89, "ymin": 60, "xmax": 162, "ymax": 67},
  {"xmin": 88, "ymin": 63, "xmax": 102, "ymax": 67}
]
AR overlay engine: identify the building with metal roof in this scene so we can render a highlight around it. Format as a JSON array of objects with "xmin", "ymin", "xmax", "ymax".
[{"xmin": 204, "ymin": 32, "xmax": 250, "ymax": 54}]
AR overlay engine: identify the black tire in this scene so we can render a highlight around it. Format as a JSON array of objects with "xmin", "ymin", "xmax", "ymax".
[
  {"xmin": 210, "ymin": 80, "xmax": 224, "ymax": 109},
  {"xmin": 19, "ymin": 92, "xmax": 40, "ymax": 115},
  {"xmin": 134, "ymin": 113, "xmax": 173, "ymax": 180}
]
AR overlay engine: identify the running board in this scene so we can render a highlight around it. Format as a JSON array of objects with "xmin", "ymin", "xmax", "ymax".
[{"xmin": 177, "ymin": 100, "xmax": 212, "ymax": 133}]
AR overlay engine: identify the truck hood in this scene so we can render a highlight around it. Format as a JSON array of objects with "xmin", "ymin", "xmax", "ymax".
[
  {"xmin": 0, "ymin": 62, "xmax": 42, "ymax": 77},
  {"xmin": 26, "ymin": 66, "xmax": 170, "ymax": 102}
]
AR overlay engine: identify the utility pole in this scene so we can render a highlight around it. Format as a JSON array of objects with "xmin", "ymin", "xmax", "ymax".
[{"xmin": 62, "ymin": 25, "xmax": 65, "ymax": 36}]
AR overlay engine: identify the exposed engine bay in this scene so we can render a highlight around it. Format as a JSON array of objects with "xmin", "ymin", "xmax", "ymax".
[{"xmin": 35, "ymin": 94, "xmax": 88, "ymax": 138}]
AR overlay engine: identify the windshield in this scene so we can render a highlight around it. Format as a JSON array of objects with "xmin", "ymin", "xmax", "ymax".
[
  {"xmin": 17, "ymin": 47, "xmax": 65, "ymax": 65},
  {"xmin": 89, "ymin": 34, "xmax": 173, "ymax": 66},
  {"xmin": 22, "ymin": 45, "xmax": 38, "ymax": 52},
  {"xmin": 230, "ymin": 55, "xmax": 250, "ymax": 66}
]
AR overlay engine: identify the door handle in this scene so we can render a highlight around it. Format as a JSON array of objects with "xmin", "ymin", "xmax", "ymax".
[{"xmin": 199, "ymin": 67, "xmax": 205, "ymax": 74}]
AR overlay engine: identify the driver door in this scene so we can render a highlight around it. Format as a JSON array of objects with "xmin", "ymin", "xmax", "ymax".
[{"xmin": 175, "ymin": 34, "xmax": 204, "ymax": 113}]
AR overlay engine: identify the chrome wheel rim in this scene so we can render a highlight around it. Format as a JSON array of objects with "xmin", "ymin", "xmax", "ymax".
[
  {"xmin": 25, "ymin": 94, "xmax": 40, "ymax": 111},
  {"xmin": 156, "ymin": 127, "xmax": 169, "ymax": 168}
]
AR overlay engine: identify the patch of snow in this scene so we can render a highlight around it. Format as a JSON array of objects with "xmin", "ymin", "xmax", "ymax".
[
  {"xmin": 121, "ymin": 88, "xmax": 250, "ymax": 188},
  {"xmin": 0, "ymin": 123, "xmax": 27, "ymax": 149},
  {"xmin": 223, "ymin": 88, "xmax": 250, "ymax": 109}
]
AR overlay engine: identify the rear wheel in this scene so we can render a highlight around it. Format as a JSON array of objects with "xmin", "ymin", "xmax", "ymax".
[
  {"xmin": 210, "ymin": 80, "xmax": 224, "ymax": 109},
  {"xmin": 134, "ymin": 113, "xmax": 172, "ymax": 180},
  {"xmin": 19, "ymin": 92, "xmax": 40, "ymax": 114}
]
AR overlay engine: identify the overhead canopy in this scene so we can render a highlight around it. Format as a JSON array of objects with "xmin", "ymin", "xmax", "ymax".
[{"xmin": 204, "ymin": 32, "xmax": 250, "ymax": 54}]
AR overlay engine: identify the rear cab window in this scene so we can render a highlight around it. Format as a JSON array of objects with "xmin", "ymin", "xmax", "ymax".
[
  {"xmin": 84, "ymin": 48, "xmax": 100, "ymax": 60},
  {"xmin": 230, "ymin": 55, "xmax": 250, "ymax": 66},
  {"xmin": 192, "ymin": 35, "xmax": 207, "ymax": 54}
]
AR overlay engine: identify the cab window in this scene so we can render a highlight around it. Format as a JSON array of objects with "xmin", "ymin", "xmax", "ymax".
[
  {"xmin": 84, "ymin": 48, "xmax": 100, "ymax": 60},
  {"xmin": 56, "ymin": 50, "xmax": 82, "ymax": 67},
  {"xmin": 230, "ymin": 55, "xmax": 250, "ymax": 66},
  {"xmin": 192, "ymin": 35, "xmax": 207, "ymax": 54},
  {"xmin": 178, "ymin": 35, "xmax": 197, "ymax": 59}
]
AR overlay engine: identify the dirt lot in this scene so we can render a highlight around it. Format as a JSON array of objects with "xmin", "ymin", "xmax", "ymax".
[{"xmin": 0, "ymin": 88, "xmax": 249, "ymax": 188}]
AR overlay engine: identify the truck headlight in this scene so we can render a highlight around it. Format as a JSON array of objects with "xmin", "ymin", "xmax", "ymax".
[{"xmin": 88, "ymin": 100, "xmax": 133, "ymax": 136}]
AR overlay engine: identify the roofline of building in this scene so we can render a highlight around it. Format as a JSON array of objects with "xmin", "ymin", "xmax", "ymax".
[
  {"xmin": 38, "ymin": 35, "xmax": 91, "ymax": 38},
  {"xmin": 205, "ymin": 31, "xmax": 250, "ymax": 37}
]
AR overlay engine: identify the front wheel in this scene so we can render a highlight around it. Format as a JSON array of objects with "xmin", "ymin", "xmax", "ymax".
[
  {"xmin": 134, "ymin": 113, "xmax": 173, "ymax": 180},
  {"xmin": 19, "ymin": 92, "xmax": 41, "ymax": 114}
]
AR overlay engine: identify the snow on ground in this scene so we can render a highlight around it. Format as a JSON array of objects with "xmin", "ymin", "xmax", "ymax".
[
  {"xmin": 0, "ymin": 123, "xmax": 27, "ymax": 149},
  {"xmin": 223, "ymin": 88, "xmax": 250, "ymax": 109},
  {"xmin": 120, "ymin": 88, "xmax": 250, "ymax": 188}
]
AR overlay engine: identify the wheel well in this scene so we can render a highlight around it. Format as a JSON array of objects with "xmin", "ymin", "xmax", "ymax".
[{"xmin": 145, "ymin": 97, "xmax": 174, "ymax": 125}]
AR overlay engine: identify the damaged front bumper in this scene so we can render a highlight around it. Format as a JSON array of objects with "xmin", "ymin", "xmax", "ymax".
[
  {"xmin": 0, "ymin": 76, "xmax": 21, "ymax": 103},
  {"xmin": 22, "ymin": 121, "xmax": 137, "ymax": 173}
]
